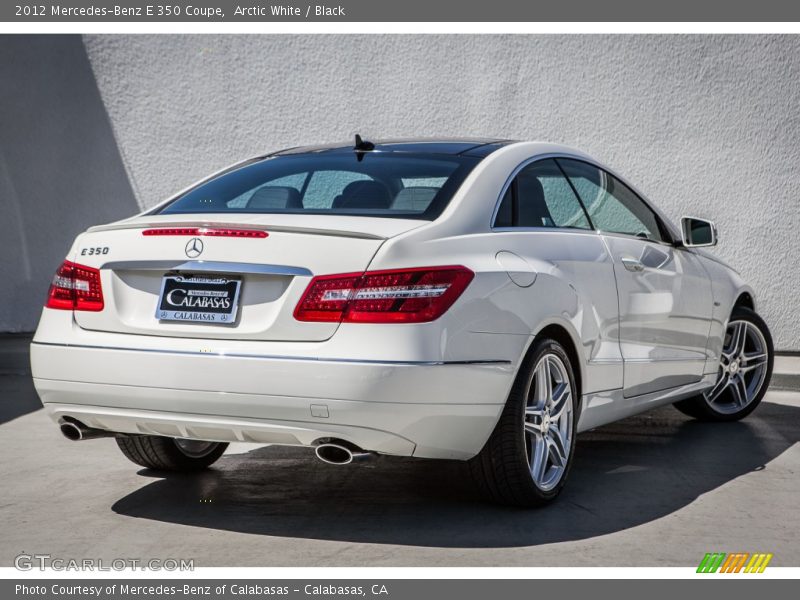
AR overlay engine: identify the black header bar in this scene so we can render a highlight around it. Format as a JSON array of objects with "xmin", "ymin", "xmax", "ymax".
[{"xmin": 3, "ymin": 0, "xmax": 800, "ymax": 22}]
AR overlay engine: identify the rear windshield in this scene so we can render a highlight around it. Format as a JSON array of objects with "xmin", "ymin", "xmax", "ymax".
[{"xmin": 157, "ymin": 152, "xmax": 481, "ymax": 220}]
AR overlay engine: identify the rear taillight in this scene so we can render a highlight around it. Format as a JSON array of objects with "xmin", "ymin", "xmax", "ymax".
[
  {"xmin": 294, "ymin": 266, "xmax": 474, "ymax": 324},
  {"xmin": 45, "ymin": 260, "xmax": 104, "ymax": 312}
]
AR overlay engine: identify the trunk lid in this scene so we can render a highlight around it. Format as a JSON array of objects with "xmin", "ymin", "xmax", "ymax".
[{"xmin": 71, "ymin": 214, "xmax": 423, "ymax": 341}]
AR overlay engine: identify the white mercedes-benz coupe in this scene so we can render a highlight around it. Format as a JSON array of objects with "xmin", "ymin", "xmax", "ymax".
[{"xmin": 31, "ymin": 138, "xmax": 774, "ymax": 506}]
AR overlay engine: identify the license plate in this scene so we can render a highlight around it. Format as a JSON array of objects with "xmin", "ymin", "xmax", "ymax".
[{"xmin": 156, "ymin": 274, "xmax": 241, "ymax": 324}]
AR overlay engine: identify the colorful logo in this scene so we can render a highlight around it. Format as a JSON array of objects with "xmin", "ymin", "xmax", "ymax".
[{"xmin": 697, "ymin": 552, "xmax": 773, "ymax": 573}]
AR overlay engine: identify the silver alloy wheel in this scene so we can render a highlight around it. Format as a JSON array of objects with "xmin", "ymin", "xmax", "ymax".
[
  {"xmin": 704, "ymin": 320, "xmax": 769, "ymax": 414},
  {"xmin": 174, "ymin": 439, "xmax": 219, "ymax": 458},
  {"xmin": 523, "ymin": 353, "xmax": 574, "ymax": 491}
]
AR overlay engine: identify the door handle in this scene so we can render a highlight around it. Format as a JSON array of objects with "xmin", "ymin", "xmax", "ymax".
[{"xmin": 621, "ymin": 256, "xmax": 645, "ymax": 272}]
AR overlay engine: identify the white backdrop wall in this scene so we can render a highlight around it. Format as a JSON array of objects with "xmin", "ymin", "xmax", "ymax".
[{"xmin": 12, "ymin": 35, "xmax": 800, "ymax": 348}]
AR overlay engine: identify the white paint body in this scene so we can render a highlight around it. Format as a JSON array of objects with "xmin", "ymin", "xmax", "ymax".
[{"xmin": 30, "ymin": 142, "xmax": 754, "ymax": 459}]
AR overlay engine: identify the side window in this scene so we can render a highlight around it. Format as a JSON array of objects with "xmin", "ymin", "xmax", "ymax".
[
  {"xmin": 494, "ymin": 185, "xmax": 513, "ymax": 227},
  {"xmin": 557, "ymin": 158, "xmax": 666, "ymax": 242},
  {"xmin": 493, "ymin": 159, "xmax": 591, "ymax": 229}
]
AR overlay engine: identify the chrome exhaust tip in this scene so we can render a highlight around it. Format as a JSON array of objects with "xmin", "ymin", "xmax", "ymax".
[
  {"xmin": 314, "ymin": 440, "xmax": 372, "ymax": 465},
  {"xmin": 59, "ymin": 421, "xmax": 83, "ymax": 441},
  {"xmin": 58, "ymin": 419, "xmax": 116, "ymax": 441}
]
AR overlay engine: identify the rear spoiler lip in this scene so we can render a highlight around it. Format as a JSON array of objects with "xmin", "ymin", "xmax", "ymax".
[{"xmin": 86, "ymin": 220, "xmax": 388, "ymax": 241}]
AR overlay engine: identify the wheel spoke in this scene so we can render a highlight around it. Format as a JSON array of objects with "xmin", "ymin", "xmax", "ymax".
[
  {"xmin": 722, "ymin": 321, "xmax": 743, "ymax": 361},
  {"xmin": 530, "ymin": 435, "xmax": 549, "ymax": 483},
  {"xmin": 733, "ymin": 322, "xmax": 748, "ymax": 357},
  {"xmin": 535, "ymin": 359, "xmax": 552, "ymax": 404},
  {"xmin": 547, "ymin": 426, "xmax": 568, "ymax": 467},
  {"xmin": 524, "ymin": 407, "xmax": 545, "ymax": 434},
  {"xmin": 705, "ymin": 372, "xmax": 730, "ymax": 404},
  {"xmin": 729, "ymin": 374, "xmax": 749, "ymax": 407},
  {"xmin": 721, "ymin": 325, "xmax": 737, "ymax": 360},
  {"xmin": 524, "ymin": 422, "xmax": 540, "ymax": 435},
  {"xmin": 549, "ymin": 383, "xmax": 570, "ymax": 420},
  {"xmin": 740, "ymin": 352, "xmax": 767, "ymax": 373}
]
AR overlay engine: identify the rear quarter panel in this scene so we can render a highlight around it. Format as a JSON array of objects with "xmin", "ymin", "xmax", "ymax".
[{"xmin": 367, "ymin": 143, "xmax": 626, "ymax": 396}]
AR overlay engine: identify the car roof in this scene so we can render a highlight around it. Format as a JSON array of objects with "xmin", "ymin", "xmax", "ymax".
[{"xmin": 271, "ymin": 138, "xmax": 517, "ymax": 158}]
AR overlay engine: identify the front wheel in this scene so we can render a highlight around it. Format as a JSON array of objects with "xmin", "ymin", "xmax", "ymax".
[
  {"xmin": 116, "ymin": 436, "xmax": 228, "ymax": 471},
  {"xmin": 674, "ymin": 306, "xmax": 773, "ymax": 421},
  {"xmin": 470, "ymin": 337, "xmax": 578, "ymax": 507}
]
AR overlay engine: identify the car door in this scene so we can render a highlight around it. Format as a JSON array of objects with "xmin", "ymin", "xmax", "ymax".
[{"xmin": 557, "ymin": 158, "xmax": 713, "ymax": 397}]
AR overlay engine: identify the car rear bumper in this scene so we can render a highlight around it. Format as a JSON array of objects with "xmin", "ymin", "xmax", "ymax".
[{"xmin": 31, "ymin": 341, "xmax": 513, "ymax": 459}]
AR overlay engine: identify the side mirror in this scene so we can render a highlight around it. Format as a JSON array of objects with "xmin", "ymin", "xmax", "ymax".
[{"xmin": 680, "ymin": 216, "xmax": 717, "ymax": 247}]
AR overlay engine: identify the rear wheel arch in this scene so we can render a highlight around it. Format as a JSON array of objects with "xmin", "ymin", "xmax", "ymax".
[{"xmin": 527, "ymin": 322, "xmax": 583, "ymax": 400}]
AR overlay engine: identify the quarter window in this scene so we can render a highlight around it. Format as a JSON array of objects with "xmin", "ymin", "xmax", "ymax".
[
  {"xmin": 493, "ymin": 159, "xmax": 591, "ymax": 230},
  {"xmin": 557, "ymin": 158, "xmax": 666, "ymax": 242}
]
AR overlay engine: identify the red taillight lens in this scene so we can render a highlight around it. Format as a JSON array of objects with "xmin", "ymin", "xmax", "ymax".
[
  {"xmin": 45, "ymin": 260, "xmax": 104, "ymax": 312},
  {"xmin": 294, "ymin": 266, "xmax": 474, "ymax": 324},
  {"xmin": 292, "ymin": 273, "xmax": 363, "ymax": 322},
  {"xmin": 142, "ymin": 228, "xmax": 268, "ymax": 238}
]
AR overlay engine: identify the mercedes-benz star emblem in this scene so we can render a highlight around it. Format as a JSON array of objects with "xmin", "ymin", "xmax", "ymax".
[{"xmin": 185, "ymin": 237, "xmax": 204, "ymax": 258}]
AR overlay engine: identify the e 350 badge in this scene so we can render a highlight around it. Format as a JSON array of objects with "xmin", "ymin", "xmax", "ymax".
[{"xmin": 80, "ymin": 246, "xmax": 109, "ymax": 256}]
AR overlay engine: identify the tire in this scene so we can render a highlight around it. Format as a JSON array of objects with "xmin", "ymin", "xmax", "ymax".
[
  {"xmin": 116, "ymin": 435, "xmax": 228, "ymax": 471},
  {"xmin": 674, "ymin": 306, "xmax": 773, "ymax": 422},
  {"xmin": 470, "ymin": 336, "xmax": 579, "ymax": 507}
]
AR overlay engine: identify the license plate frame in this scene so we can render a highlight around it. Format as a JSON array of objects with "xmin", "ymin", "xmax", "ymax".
[{"xmin": 156, "ymin": 274, "xmax": 242, "ymax": 324}]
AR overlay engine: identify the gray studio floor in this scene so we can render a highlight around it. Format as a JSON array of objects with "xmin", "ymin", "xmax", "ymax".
[{"xmin": 1, "ymin": 334, "xmax": 798, "ymax": 567}]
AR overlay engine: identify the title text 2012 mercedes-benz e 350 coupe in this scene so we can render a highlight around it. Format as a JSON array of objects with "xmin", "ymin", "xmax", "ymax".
[{"xmin": 31, "ymin": 138, "xmax": 774, "ymax": 506}]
